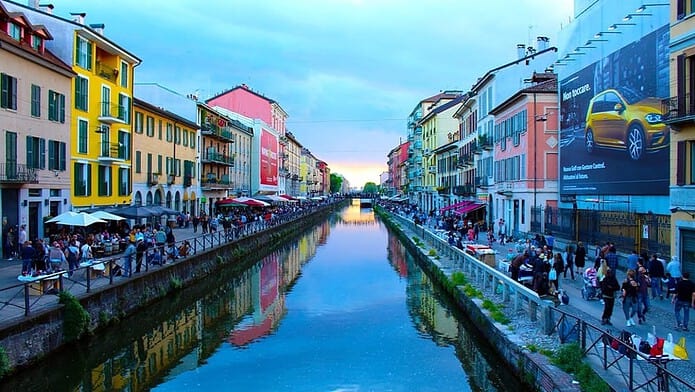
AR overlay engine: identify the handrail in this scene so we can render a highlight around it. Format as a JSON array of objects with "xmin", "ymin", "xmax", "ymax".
[{"xmin": 0, "ymin": 199, "xmax": 343, "ymax": 318}]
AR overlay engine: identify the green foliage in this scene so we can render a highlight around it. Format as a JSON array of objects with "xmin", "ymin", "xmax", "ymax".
[
  {"xmin": 451, "ymin": 271, "xmax": 467, "ymax": 286},
  {"xmin": 98, "ymin": 311, "xmax": 110, "ymax": 325},
  {"xmin": 170, "ymin": 277, "xmax": 183, "ymax": 290},
  {"xmin": 363, "ymin": 182, "xmax": 378, "ymax": 194},
  {"xmin": 0, "ymin": 346, "xmax": 9, "ymax": 379},
  {"xmin": 428, "ymin": 249, "xmax": 437, "ymax": 257},
  {"xmin": 552, "ymin": 343, "xmax": 610, "ymax": 392},
  {"xmin": 482, "ymin": 299, "xmax": 495, "ymax": 310},
  {"xmin": 526, "ymin": 343, "xmax": 539, "ymax": 353},
  {"xmin": 463, "ymin": 283, "xmax": 483, "ymax": 299},
  {"xmin": 59, "ymin": 292, "xmax": 90, "ymax": 342},
  {"xmin": 490, "ymin": 309, "xmax": 510, "ymax": 324},
  {"xmin": 330, "ymin": 173, "xmax": 344, "ymax": 193},
  {"xmin": 539, "ymin": 348, "xmax": 554, "ymax": 357}
]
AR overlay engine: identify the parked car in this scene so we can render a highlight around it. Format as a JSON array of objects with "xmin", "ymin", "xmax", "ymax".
[{"xmin": 584, "ymin": 88, "xmax": 668, "ymax": 160}]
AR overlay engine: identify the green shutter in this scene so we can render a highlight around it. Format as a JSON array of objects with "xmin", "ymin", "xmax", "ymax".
[
  {"xmin": 59, "ymin": 94, "xmax": 66, "ymax": 123},
  {"xmin": 39, "ymin": 138, "xmax": 46, "ymax": 169},
  {"xmin": 48, "ymin": 140, "xmax": 56, "ymax": 170},
  {"xmin": 59, "ymin": 142, "xmax": 66, "ymax": 171},
  {"xmin": 87, "ymin": 41, "xmax": 93, "ymax": 70},
  {"xmin": 1, "ymin": 74, "xmax": 7, "ymax": 108},
  {"xmin": 86, "ymin": 164, "xmax": 92, "ymax": 196},
  {"xmin": 74, "ymin": 162, "xmax": 80, "ymax": 195},
  {"xmin": 26, "ymin": 136, "xmax": 34, "ymax": 167}
]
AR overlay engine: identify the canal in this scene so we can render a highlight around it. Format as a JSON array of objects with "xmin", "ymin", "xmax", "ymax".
[{"xmin": 1, "ymin": 202, "xmax": 521, "ymax": 391}]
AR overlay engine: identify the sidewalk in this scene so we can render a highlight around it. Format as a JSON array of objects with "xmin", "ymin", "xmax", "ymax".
[{"xmin": 484, "ymin": 238, "xmax": 694, "ymax": 359}]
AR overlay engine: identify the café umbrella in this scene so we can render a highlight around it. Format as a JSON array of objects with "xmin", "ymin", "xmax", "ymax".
[
  {"xmin": 53, "ymin": 212, "xmax": 106, "ymax": 227},
  {"xmin": 89, "ymin": 210, "xmax": 125, "ymax": 221},
  {"xmin": 45, "ymin": 211, "xmax": 79, "ymax": 223}
]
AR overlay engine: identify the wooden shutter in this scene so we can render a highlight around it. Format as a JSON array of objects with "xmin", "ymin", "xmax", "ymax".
[
  {"xmin": 48, "ymin": 141, "xmax": 56, "ymax": 170},
  {"xmin": 59, "ymin": 94, "xmax": 66, "ymax": 123},
  {"xmin": 39, "ymin": 138, "xmax": 46, "ymax": 169},
  {"xmin": 677, "ymin": 141, "xmax": 686, "ymax": 186},
  {"xmin": 59, "ymin": 142, "xmax": 66, "ymax": 171},
  {"xmin": 26, "ymin": 136, "xmax": 34, "ymax": 168},
  {"xmin": 677, "ymin": 54, "xmax": 686, "ymax": 116},
  {"xmin": 677, "ymin": 0, "xmax": 686, "ymax": 20}
]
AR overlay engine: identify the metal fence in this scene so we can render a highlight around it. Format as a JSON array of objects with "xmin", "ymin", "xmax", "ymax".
[{"xmin": 531, "ymin": 207, "xmax": 671, "ymax": 257}]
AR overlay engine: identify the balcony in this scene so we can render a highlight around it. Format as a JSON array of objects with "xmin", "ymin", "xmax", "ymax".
[
  {"xmin": 437, "ymin": 186, "xmax": 450, "ymax": 195},
  {"xmin": 147, "ymin": 172, "xmax": 160, "ymax": 186},
  {"xmin": 471, "ymin": 141, "xmax": 482, "ymax": 155},
  {"xmin": 201, "ymin": 149, "xmax": 235, "ymax": 166},
  {"xmin": 475, "ymin": 176, "xmax": 491, "ymax": 188},
  {"xmin": 183, "ymin": 175, "xmax": 192, "ymax": 188},
  {"xmin": 98, "ymin": 141, "xmax": 127, "ymax": 162},
  {"xmin": 428, "ymin": 165, "xmax": 437, "ymax": 174},
  {"xmin": 201, "ymin": 174, "xmax": 231, "ymax": 189},
  {"xmin": 479, "ymin": 134, "xmax": 493, "ymax": 150},
  {"xmin": 0, "ymin": 163, "xmax": 38, "ymax": 184},
  {"xmin": 414, "ymin": 126, "xmax": 422, "ymax": 135},
  {"xmin": 98, "ymin": 102, "xmax": 126, "ymax": 124},
  {"xmin": 453, "ymin": 184, "xmax": 473, "ymax": 196},
  {"xmin": 95, "ymin": 62, "xmax": 118, "ymax": 82},
  {"xmin": 201, "ymin": 123, "xmax": 235, "ymax": 142},
  {"xmin": 662, "ymin": 94, "xmax": 695, "ymax": 130}
]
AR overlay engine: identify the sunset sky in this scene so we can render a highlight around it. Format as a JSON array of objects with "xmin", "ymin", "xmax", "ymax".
[{"xmin": 39, "ymin": 0, "xmax": 573, "ymax": 187}]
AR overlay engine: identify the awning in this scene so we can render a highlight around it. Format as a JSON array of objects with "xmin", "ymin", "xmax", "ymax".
[
  {"xmin": 454, "ymin": 203, "xmax": 485, "ymax": 215},
  {"xmin": 441, "ymin": 200, "xmax": 473, "ymax": 213}
]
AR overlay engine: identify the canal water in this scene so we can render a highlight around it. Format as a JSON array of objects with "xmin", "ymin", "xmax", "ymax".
[{"xmin": 1, "ymin": 202, "xmax": 521, "ymax": 391}]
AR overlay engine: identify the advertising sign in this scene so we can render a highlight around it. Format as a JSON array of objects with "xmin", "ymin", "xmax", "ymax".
[
  {"xmin": 559, "ymin": 25, "xmax": 669, "ymax": 196},
  {"xmin": 260, "ymin": 128, "xmax": 278, "ymax": 186}
]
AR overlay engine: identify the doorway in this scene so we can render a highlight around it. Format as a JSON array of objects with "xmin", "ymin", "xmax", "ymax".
[{"xmin": 28, "ymin": 201, "xmax": 40, "ymax": 241}]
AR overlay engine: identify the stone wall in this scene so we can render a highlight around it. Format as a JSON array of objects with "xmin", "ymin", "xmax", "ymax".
[{"xmin": 0, "ymin": 201, "xmax": 347, "ymax": 372}]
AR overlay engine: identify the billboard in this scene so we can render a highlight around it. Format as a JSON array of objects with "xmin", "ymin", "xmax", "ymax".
[
  {"xmin": 260, "ymin": 128, "xmax": 278, "ymax": 187},
  {"xmin": 559, "ymin": 25, "xmax": 670, "ymax": 196}
]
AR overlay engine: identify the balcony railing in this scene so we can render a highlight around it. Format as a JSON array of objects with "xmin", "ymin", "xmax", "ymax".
[
  {"xmin": 98, "ymin": 102, "xmax": 126, "ymax": 124},
  {"xmin": 453, "ymin": 184, "xmax": 473, "ymax": 196},
  {"xmin": 147, "ymin": 172, "xmax": 160, "ymax": 186},
  {"xmin": 662, "ymin": 94, "xmax": 695, "ymax": 128},
  {"xmin": 201, "ymin": 149, "xmax": 235, "ymax": 166},
  {"xmin": 99, "ymin": 141, "xmax": 127, "ymax": 160},
  {"xmin": 95, "ymin": 62, "xmax": 118, "ymax": 82},
  {"xmin": 0, "ymin": 163, "xmax": 38, "ymax": 183},
  {"xmin": 183, "ymin": 175, "xmax": 192, "ymax": 187},
  {"xmin": 471, "ymin": 141, "xmax": 481, "ymax": 154},
  {"xmin": 479, "ymin": 135, "xmax": 493, "ymax": 150},
  {"xmin": 475, "ymin": 176, "xmax": 491, "ymax": 188},
  {"xmin": 201, "ymin": 124, "xmax": 234, "ymax": 142},
  {"xmin": 437, "ymin": 186, "xmax": 450, "ymax": 195}
]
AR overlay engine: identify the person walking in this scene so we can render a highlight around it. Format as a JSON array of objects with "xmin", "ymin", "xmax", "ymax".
[
  {"xmin": 551, "ymin": 252, "xmax": 564, "ymax": 289},
  {"xmin": 192, "ymin": 215, "xmax": 200, "ymax": 233},
  {"xmin": 621, "ymin": 269, "xmax": 639, "ymax": 327},
  {"xmin": 636, "ymin": 261, "xmax": 650, "ymax": 324},
  {"xmin": 600, "ymin": 268, "xmax": 620, "ymax": 325},
  {"xmin": 666, "ymin": 257, "xmax": 682, "ymax": 282},
  {"xmin": 564, "ymin": 244, "xmax": 575, "ymax": 280},
  {"xmin": 575, "ymin": 241, "xmax": 586, "ymax": 276},
  {"xmin": 626, "ymin": 249, "xmax": 639, "ymax": 271},
  {"xmin": 20, "ymin": 241, "xmax": 35, "ymax": 275},
  {"xmin": 605, "ymin": 245, "xmax": 618, "ymax": 273},
  {"xmin": 647, "ymin": 254, "xmax": 664, "ymax": 300},
  {"xmin": 672, "ymin": 271, "xmax": 695, "ymax": 331}
]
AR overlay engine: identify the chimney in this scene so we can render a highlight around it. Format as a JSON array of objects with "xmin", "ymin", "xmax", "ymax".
[
  {"xmin": 39, "ymin": 3, "xmax": 54, "ymax": 14},
  {"xmin": 70, "ymin": 12, "xmax": 86, "ymax": 25},
  {"xmin": 517, "ymin": 44, "xmax": 526, "ymax": 59},
  {"xmin": 537, "ymin": 36, "xmax": 550, "ymax": 51},
  {"xmin": 89, "ymin": 23, "xmax": 104, "ymax": 35}
]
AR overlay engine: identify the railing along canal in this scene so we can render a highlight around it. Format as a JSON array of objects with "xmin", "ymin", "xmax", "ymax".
[
  {"xmin": 387, "ymin": 210, "xmax": 695, "ymax": 392},
  {"xmin": 0, "ymin": 202, "xmax": 339, "ymax": 318}
]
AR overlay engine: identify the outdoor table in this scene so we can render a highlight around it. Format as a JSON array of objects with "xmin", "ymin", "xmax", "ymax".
[{"xmin": 17, "ymin": 274, "xmax": 63, "ymax": 295}]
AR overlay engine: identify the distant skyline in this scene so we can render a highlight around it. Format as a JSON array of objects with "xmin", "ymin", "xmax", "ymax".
[{"xmin": 39, "ymin": 0, "xmax": 573, "ymax": 187}]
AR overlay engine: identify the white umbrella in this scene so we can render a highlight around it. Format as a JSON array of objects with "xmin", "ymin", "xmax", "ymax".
[
  {"xmin": 54, "ymin": 212, "xmax": 106, "ymax": 227},
  {"xmin": 46, "ymin": 211, "xmax": 79, "ymax": 223},
  {"xmin": 89, "ymin": 210, "xmax": 125, "ymax": 221}
]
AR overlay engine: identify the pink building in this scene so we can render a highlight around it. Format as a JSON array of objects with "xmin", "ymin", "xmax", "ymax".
[
  {"xmin": 387, "ymin": 141, "xmax": 409, "ymax": 195},
  {"xmin": 489, "ymin": 72, "xmax": 558, "ymax": 235}
]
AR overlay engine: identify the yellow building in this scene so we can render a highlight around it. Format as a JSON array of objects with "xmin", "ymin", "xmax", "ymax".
[
  {"xmin": 3, "ymin": 3, "xmax": 142, "ymax": 209},
  {"xmin": 132, "ymin": 98, "xmax": 198, "ymax": 214},
  {"xmin": 665, "ymin": 1, "xmax": 695, "ymax": 275}
]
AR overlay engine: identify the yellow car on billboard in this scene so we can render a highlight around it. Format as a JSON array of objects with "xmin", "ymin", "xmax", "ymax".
[{"xmin": 584, "ymin": 88, "xmax": 668, "ymax": 160}]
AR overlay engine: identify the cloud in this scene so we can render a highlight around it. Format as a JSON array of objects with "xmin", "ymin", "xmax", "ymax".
[{"xmin": 49, "ymin": 0, "xmax": 573, "ymax": 186}]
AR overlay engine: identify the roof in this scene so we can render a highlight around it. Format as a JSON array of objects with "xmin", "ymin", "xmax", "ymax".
[
  {"xmin": 3, "ymin": 0, "xmax": 141, "ymax": 64},
  {"xmin": 133, "ymin": 97, "xmax": 198, "ymax": 129},
  {"xmin": 206, "ymin": 84, "xmax": 278, "ymax": 105},
  {"xmin": 470, "ymin": 46, "xmax": 558, "ymax": 93},
  {"xmin": 419, "ymin": 93, "xmax": 467, "ymax": 124},
  {"xmin": 489, "ymin": 73, "xmax": 557, "ymax": 116}
]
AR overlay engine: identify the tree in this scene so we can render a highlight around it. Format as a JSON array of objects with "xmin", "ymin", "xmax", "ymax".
[
  {"xmin": 363, "ymin": 182, "xmax": 378, "ymax": 194},
  {"xmin": 330, "ymin": 173, "xmax": 343, "ymax": 193}
]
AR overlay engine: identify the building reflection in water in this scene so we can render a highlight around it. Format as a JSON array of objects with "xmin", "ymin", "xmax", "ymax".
[{"xmin": 0, "ymin": 204, "xmax": 516, "ymax": 392}]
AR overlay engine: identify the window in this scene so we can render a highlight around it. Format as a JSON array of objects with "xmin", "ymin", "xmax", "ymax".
[
  {"xmin": 135, "ymin": 151, "xmax": 141, "ymax": 173},
  {"xmin": 77, "ymin": 119, "xmax": 88, "ymax": 154},
  {"xmin": 9, "ymin": 22, "xmax": 21, "ymax": 41},
  {"xmin": 119, "ymin": 167, "xmax": 130, "ymax": 196},
  {"xmin": 120, "ymin": 61, "xmax": 128, "ymax": 88},
  {"xmin": 75, "ymin": 36, "xmax": 92, "ymax": 70},
  {"xmin": 31, "ymin": 85, "xmax": 41, "ymax": 117},
  {"xmin": 157, "ymin": 154, "xmax": 162, "ymax": 174},
  {"xmin": 48, "ymin": 140, "xmax": 67, "ymax": 171},
  {"xmin": 101, "ymin": 86, "xmax": 111, "ymax": 117},
  {"xmin": 74, "ymin": 162, "xmax": 91, "ymax": 196},
  {"xmin": 134, "ymin": 111, "xmax": 143, "ymax": 133},
  {"xmin": 183, "ymin": 129, "xmax": 189, "ymax": 146},
  {"xmin": 1, "ymin": 73, "xmax": 18, "ymax": 110},
  {"xmin": 175, "ymin": 126, "xmax": 181, "ymax": 144},
  {"xmin": 98, "ymin": 165, "xmax": 112, "ymax": 196},
  {"xmin": 118, "ymin": 131, "xmax": 130, "ymax": 160},
  {"xmin": 26, "ymin": 136, "xmax": 45, "ymax": 169},
  {"xmin": 190, "ymin": 132, "xmax": 196, "ymax": 149},
  {"xmin": 146, "ymin": 116, "xmax": 154, "ymax": 137},
  {"xmin": 166, "ymin": 123, "xmax": 172, "ymax": 142},
  {"xmin": 118, "ymin": 94, "xmax": 131, "ymax": 123},
  {"xmin": 6, "ymin": 132, "xmax": 17, "ymax": 172},
  {"xmin": 31, "ymin": 35, "xmax": 42, "ymax": 51},
  {"xmin": 677, "ymin": 141, "xmax": 695, "ymax": 186},
  {"xmin": 158, "ymin": 120, "xmax": 162, "ymax": 140},
  {"xmin": 75, "ymin": 76, "xmax": 88, "ymax": 111},
  {"xmin": 48, "ymin": 90, "xmax": 66, "ymax": 122},
  {"xmin": 166, "ymin": 157, "xmax": 172, "ymax": 175}
]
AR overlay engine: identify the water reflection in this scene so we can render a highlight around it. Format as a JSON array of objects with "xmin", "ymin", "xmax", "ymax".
[{"xmin": 1, "ymin": 204, "xmax": 518, "ymax": 391}]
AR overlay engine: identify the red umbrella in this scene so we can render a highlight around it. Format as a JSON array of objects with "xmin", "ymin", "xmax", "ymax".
[
  {"xmin": 216, "ymin": 198, "xmax": 246, "ymax": 207},
  {"xmin": 279, "ymin": 194, "xmax": 298, "ymax": 201}
]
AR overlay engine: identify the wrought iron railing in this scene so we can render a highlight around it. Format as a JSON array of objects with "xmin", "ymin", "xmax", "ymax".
[{"xmin": 0, "ymin": 163, "xmax": 38, "ymax": 183}]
